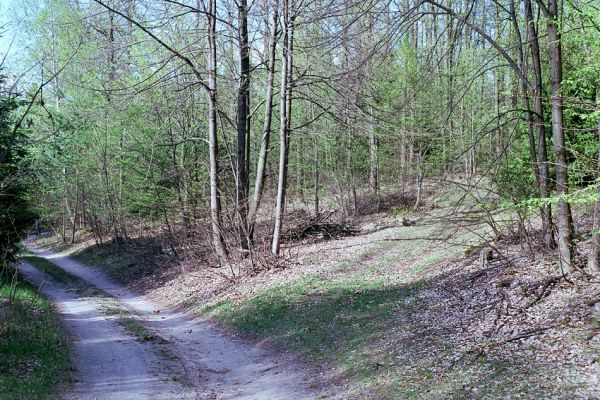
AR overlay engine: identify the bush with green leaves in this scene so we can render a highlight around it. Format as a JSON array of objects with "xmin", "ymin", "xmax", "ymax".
[{"xmin": 0, "ymin": 74, "xmax": 33, "ymax": 269}]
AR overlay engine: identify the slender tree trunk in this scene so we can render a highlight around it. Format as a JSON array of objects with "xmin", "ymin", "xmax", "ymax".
[
  {"xmin": 296, "ymin": 135, "xmax": 304, "ymax": 200},
  {"xmin": 525, "ymin": 0, "xmax": 554, "ymax": 247},
  {"xmin": 588, "ymin": 119, "xmax": 600, "ymax": 272},
  {"xmin": 70, "ymin": 177, "xmax": 80, "ymax": 244},
  {"xmin": 542, "ymin": 0, "xmax": 574, "ymax": 270},
  {"xmin": 365, "ymin": 13, "xmax": 378, "ymax": 195},
  {"xmin": 272, "ymin": 0, "xmax": 294, "ymax": 255},
  {"xmin": 511, "ymin": 0, "xmax": 551, "ymax": 245},
  {"xmin": 236, "ymin": 0, "xmax": 250, "ymax": 250},
  {"xmin": 207, "ymin": 0, "xmax": 227, "ymax": 262},
  {"xmin": 414, "ymin": 143, "xmax": 423, "ymax": 210},
  {"xmin": 494, "ymin": 3, "xmax": 503, "ymax": 157},
  {"xmin": 61, "ymin": 174, "xmax": 69, "ymax": 243},
  {"xmin": 248, "ymin": 0, "xmax": 279, "ymax": 241},
  {"xmin": 102, "ymin": 143, "xmax": 120, "ymax": 249},
  {"xmin": 368, "ymin": 108, "xmax": 378, "ymax": 194},
  {"xmin": 314, "ymin": 134, "xmax": 320, "ymax": 217}
]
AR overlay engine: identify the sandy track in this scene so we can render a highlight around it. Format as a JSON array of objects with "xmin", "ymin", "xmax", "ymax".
[
  {"xmin": 18, "ymin": 261, "xmax": 195, "ymax": 399},
  {"xmin": 25, "ymin": 244, "xmax": 319, "ymax": 400}
]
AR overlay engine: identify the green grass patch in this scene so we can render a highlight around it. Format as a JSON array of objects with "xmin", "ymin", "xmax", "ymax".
[
  {"xmin": 21, "ymin": 254, "xmax": 85, "ymax": 287},
  {"xmin": 203, "ymin": 262, "xmax": 561, "ymax": 398},
  {"xmin": 118, "ymin": 317, "xmax": 157, "ymax": 342},
  {"xmin": 200, "ymin": 225, "xmax": 502, "ymax": 398},
  {"xmin": 100, "ymin": 302, "xmax": 159, "ymax": 342},
  {"xmin": 0, "ymin": 270, "xmax": 70, "ymax": 399},
  {"xmin": 204, "ymin": 272, "xmax": 424, "ymax": 394}
]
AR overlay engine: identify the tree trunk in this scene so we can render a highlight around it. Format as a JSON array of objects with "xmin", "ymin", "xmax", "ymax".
[
  {"xmin": 236, "ymin": 0, "xmax": 250, "ymax": 250},
  {"xmin": 368, "ymin": 110, "xmax": 378, "ymax": 194},
  {"xmin": 525, "ymin": 0, "xmax": 554, "ymax": 247},
  {"xmin": 272, "ymin": 0, "xmax": 294, "ymax": 255},
  {"xmin": 512, "ymin": 0, "xmax": 553, "ymax": 245},
  {"xmin": 542, "ymin": 0, "xmax": 574, "ymax": 270},
  {"xmin": 314, "ymin": 134, "xmax": 320, "ymax": 217},
  {"xmin": 248, "ymin": 0, "xmax": 279, "ymax": 241},
  {"xmin": 588, "ymin": 119, "xmax": 600, "ymax": 272},
  {"xmin": 207, "ymin": 0, "xmax": 227, "ymax": 262},
  {"xmin": 414, "ymin": 143, "xmax": 423, "ymax": 210},
  {"xmin": 70, "ymin": 178, "xmax": 79, "ymax": 244}
]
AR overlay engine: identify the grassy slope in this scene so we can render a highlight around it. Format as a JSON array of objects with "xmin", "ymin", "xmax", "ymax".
[
  {"xmin": 203, "ymin": 226, "xmax": 461, "ymax": 398},
  {"xmin": 201, "ymin": 218, "xmax": 598, "ymax": 399},
  {"xmin": 0, "ymin": 270, "xmax": 70, "ymax": 400},
  {"xmin": 70, "ymin": 240, "xmax": 164, "ymax": 283},
  {"xmin": 31, "ymin": 192, "xmax": 598, "ymax": 398}
]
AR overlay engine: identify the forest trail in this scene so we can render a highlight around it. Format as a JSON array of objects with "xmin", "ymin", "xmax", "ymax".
[
  {"xmin": 17, "ymin": 260, "xmax": 195, "ymax": 399},
  {"xmin": 22, "ymin": 244, "xmax": 318, "ymax": 400}
]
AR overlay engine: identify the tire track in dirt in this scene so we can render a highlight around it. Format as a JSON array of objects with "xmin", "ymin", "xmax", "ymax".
[
  {"xmin": 18, "ymin": 261, "xmax": 195, "ymax": 400},
  {"xmin": 26, "ymin": 244, "xmax": 320, "ymax": 400}
]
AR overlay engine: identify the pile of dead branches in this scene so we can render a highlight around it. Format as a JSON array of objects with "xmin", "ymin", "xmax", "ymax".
[
  {"xmin": 282, "ymin": 210, "xmax": 360, "ymax": 242},
  {"xmin": 354, "ymin": 191, "xmax": 417, "ymax": 216}
]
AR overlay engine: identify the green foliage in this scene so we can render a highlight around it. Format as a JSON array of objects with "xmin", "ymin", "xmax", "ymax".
[
  {"xmin": 561, "ymin": 6, "xmax": 600, "ymax": 187},
  {"xmin": 10, "ymin": 0, "xmax": 600, "ymax": 249},
  {"xmin": 0, "ymin": 75, "xmax": 34, "ymax": 269},
  {"xmin": 496, "ymin": 134, "xmax": 540, "ymax": 201},
  {"xmin": 500, "ymin": 182, "xmax": 600, "ymax": 212}
]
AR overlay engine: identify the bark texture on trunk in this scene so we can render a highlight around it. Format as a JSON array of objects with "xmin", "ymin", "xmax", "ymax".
[
  {"xmin": 236, "ymin": 0, "xmax": 250, "ymax": 250},
  {"xmin": 272, "ymin": 0, "xmax": 294, "ymax": 255},
  {"xmin": 369, "ymin": 116, "xmax": 378, "ymax": 194},
  {"xmin": 543, "ymin": 0, "xmax": 574, "ymax": 270},
  {"xmin": 588, "ymin": 119, "xmax": 600, "ymax": 272},
  {"xmin": 525, "ymin": 0, "xmax": 554, "ymax": 247},
  {"xmin": 207, "ymin": 0, "xmax": 227, "ymax": 262},
  {"xmin": 248, "ymin": 0, "xmax": 279, "ymax": 242}
]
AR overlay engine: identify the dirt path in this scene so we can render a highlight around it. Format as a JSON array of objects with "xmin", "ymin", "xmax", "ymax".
[
  {"xmin": 24, "ymin": 244, "xmax": 318, "ymax": 400},
  {"xmin": 18, "ymin": 261, "xmax": 195, "ymax": 399}
]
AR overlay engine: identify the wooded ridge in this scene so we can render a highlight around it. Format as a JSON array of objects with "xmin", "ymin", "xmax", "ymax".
[{"xmin": 0, "ymin": 0, "xmax": 599, "ymax": 397}]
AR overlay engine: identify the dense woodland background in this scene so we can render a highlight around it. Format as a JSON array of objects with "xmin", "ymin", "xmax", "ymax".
[
  {"xmin": 0, "ymin": 0, "xmax": 599, "ymax": 272},
  {"xmin": 1, "ymin": 1, "xmax": 599, "ymax": 397}
]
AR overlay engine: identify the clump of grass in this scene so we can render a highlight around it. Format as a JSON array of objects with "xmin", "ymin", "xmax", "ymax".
[
  {"xmin": 21, "ymin": 253, "xmax": 85, "ymax": 287},
  {"xmin": 118, "ymin": 317, "xmax": 157, "ymax": 342},
  {"xmin": 101, "ymin": 302, "xmax": 158, "ymax": 342},
  {"xmin": 0, "ymin": 270, "xmax": 70, "ymax": 399}
]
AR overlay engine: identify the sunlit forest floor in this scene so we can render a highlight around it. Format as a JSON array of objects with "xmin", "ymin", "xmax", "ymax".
[{"xmin": 34, "ymin": 184, "xmax": 600, "ymax": 399}]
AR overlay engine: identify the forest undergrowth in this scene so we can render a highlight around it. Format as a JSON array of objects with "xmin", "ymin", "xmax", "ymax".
[
  {"xmin": 2, "ymin": 0, "xmax": 599, "ymax": 397},
  {"xmin": 34, "ymin": 184, "xmax": 600, "ymax": 399}
]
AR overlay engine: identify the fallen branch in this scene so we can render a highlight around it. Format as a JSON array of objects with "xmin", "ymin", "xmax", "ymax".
[
  {"xmin": 525, "ymin": 275, "xmax": 563, "ymax": 309},
  {"xmin": 500, "ymin": 326, "xmax": 555, "ymax": 343},
  {"xmin": 486, "ymin": 326, "xmax": 556, "ymax": 348},
  {"xmin": 468, "ymin": 325, "xmax": 556, "ymax": 355},
  {"xmin": 282, "ymin": 211, "xmax": 360, "ymax": 242}
]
